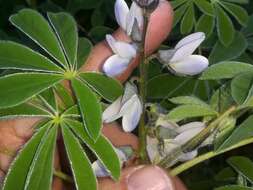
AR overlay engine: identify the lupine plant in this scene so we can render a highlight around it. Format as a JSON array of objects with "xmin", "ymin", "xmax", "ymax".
[{"xmin": 0, "ymin": 0, "xmax": 253, "ymax": 189}]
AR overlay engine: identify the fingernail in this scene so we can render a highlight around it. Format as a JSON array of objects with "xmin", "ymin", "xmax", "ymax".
[{"xmin": 127, "ymin": 166, "xmax": 175, "ymax": 190}]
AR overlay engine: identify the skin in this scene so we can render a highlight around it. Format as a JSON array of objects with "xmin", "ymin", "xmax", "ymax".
[{"xmin": 0, "ymin": 1, "xmax": 188, "ymax": 189}]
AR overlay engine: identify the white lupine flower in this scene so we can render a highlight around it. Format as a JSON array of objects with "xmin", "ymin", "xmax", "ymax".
[
  {"xmin": 103, "ymin": 82, "xmax": 142, "ymax": 132},
  {"xmin": 92, "ymin": 148, "xmax": 128, "ymax": 177},
  {"xmin": 103, "ymin": 35, "xmax": 137, "ymax": 77},
  {"xmin": 158, "ymin": 32, "xmax": 209, "ymax": 76},
  {"xmin": 115, "ymin": 0, "xmax": 143, "ymax": 35}
]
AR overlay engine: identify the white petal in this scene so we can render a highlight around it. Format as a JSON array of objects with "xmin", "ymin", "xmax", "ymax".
[
  {"xmin": 122, "ymin": 95, "xmax": 142, "ymax": 132},
  {"xmin": 176, "ymin": 122, "xmax": 206, "ymax": 133},
  {"xmin": 114, "ymin": 0, "xmax": 129, "ymax": 31},
  {"xmin": 158, "ymin": 49, "xmax": 176, "ymax": 63},
  {"xmin": 171, "ymin": 32, "xmax": 205, "ymax": 62},
  {"xmin": 126, "ymin": 2, "xmax": 143, "ymax": 35},
  {"xmin": 169, "ymin": 55, "xmax": 209, "ymax": 76},
  {"xmin": 106, "ymin": 34, "xmax": 118, "ymax": 54},
  {"xmin": 114, "ymin": 42, "xmax": 137, "ymax": 59},
  {"xmin": 146, "ymin": 136, "xmax": 161, "ymax": 163},
  {"xmin": 103, "ymin": 55, "xmax": 130, "ymax": 77},
  {"xmin": 92, "ymin": 160, "xmax": 110, "ymax": 177},
  {"xmin": 122, "ymin": 82, "xmax": 138, "ymax": 104},
  {"xmin": 102, "ymin": 96, "xmax": 123, "ymax": 123},
  {"xmin": 174, "ymin": 126, "xmax": 204, "ymax": 145},
  {"xmin": 178, "ymin": 150, "xmax": 198, "ymax": 162}
]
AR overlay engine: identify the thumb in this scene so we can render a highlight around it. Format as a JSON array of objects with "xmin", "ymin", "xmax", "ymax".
[{"xmin": 98, "ymin": 166, "xmax": 187, "ymax": 190}]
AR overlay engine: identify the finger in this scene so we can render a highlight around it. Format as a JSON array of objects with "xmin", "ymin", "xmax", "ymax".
[
  {"xmin": 81, "ymin": 0, "xmax": 173, "ymax": 82},
  {"xmin": 98, "ymin": 165, "xmax": 178, "ymax": 190}
]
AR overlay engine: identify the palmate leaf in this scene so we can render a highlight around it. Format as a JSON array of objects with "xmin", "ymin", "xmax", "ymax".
[
  {"xmin": 2, "ymin": 122, "xmax": 51, "ymax": 190},
  {"xmin": 0, "ymin": 73, "xmax": 63, "ymax": 108},
  {"xmin": 79, "ymin": 72, "xmax": 123, "ymax": 102},
  {"xmin": 194, "ymin": 0, "xmax": 214, "ymax": 16},
  {"xmin": 9, "ymin": 9, "xmax": 68, "ymax": 67},
  {"xmin": 0, "ymin": 103, "xmax": 51, "ymax": 120},
  {"xmin": 66, "ymin": 119, "xmax": 121, "ymax": 180},
  {"xmin": 196, "ymin": 14, "xmax": 215, "ymax": 38},
  {"xmin": 71, "ymin": 78, "xmax": 102, "ymax": 140},
  {"xmin": 24, "ymin": 126, "xmax": 58, "ymax": 190},
  {"xmin": 48, "ymin": 12, "xmax": 78, "ymax": 66},
  {"xmin": 0, "ymin": 41, "xmax": 63, "ymax": 73},
  {"xmin": 61, "ymin": 124, "xmax": 97, "ymax": 190}
]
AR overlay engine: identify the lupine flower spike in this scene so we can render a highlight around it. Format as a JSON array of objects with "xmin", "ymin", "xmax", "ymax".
[
  {"xmin": 158, "ymin": 32, "xmax": 209, "ymax": 76},
  {"xmin": 102, "ymin": 82, "xmax": 142, "ymax": 132}
]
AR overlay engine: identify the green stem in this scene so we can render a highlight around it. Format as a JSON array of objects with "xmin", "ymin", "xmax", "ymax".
[
  {"xmin": 159, "ymin": 106, "xmax": 236, "ymax": 168},
  {"xmin": 138, "ymin": 10, "xmax": 150, "ymax": 163},
  {"xmin": 170, "ymin": 137, "xmax": 253, "ymax": 176},
  {"xmin": 54, "ymin": 170, "xmax": 73, "ymax": 183}
]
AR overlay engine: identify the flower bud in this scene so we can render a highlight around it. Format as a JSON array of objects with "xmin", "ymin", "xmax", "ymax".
[{"xmin": 133, "ymin": 0, "xmax": 159, "ymax": 12}]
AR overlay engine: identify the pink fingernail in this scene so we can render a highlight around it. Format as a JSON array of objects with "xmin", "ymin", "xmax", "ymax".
[{"xmin": 127, "ymin": 166, "xmax": 175, "ymax": 190}]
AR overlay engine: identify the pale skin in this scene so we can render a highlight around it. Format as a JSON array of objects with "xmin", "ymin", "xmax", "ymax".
[{"xmin": 0, "ymin": 1, "xmax": 188, "ymax": 189}]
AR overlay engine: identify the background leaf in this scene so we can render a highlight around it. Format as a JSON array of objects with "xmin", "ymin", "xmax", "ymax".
[{"xmin": 77, "ymin": 38, "xmax": 92, "ymax": 69}]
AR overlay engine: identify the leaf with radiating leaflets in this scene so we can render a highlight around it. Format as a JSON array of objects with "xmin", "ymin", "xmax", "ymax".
[
  {"xmin": 0, "ymin": 73, "xmax": 63, "ymax": 108},
  {"xmin": 79, "ymin": 72, "xmax": 123, "ymax": 102},
  {"xmin": 9, "ymin": 9, "xmax": 68, "ymax": 67},
  {"xmin": 196, "ymin": 14, "xmax": 215, "ymax": 37},
  {"xmin": 48, "ymin": 12, "xmax": 78, "ymax": 66},
  {"xmin": 67, "ymin": 119, "xmax": 120, "ymax": 180},
  {"xmin": 71, "ymin": 78, "xmax": 102, "ymax": 140},
  {"xmin": 62, "ymin": 124, "xmax": 97, "ymax": 190}
]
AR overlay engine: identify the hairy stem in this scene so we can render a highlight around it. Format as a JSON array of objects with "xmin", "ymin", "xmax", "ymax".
[{"xmin": 138, "ymin": 10, "xmax": 150, "ymax": 163}]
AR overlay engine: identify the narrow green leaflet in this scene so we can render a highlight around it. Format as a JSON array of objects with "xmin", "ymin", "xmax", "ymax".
[
  {"xmin": 62, "ymin": 125, "xmax": 97, "ymax": 190},
  {"xmin": 0, "ymin": 103, "xmax": 50, "ymax": 120},
  {"xmin": 67, "ymin": 119, "xmax": 120, "ymax": 180},
  {"xmin": 227, "ymin": 156, "xmax": 253, "ymax": 183},
  {"xmin": 54, "ymin": 83, "xmax": 74, "ymax": 108},
  {"xmin": 167, "ymin": 104, "xmax": 218, "ymax": 122},
  {"xmin": 172, "ymin": 3, "xmax": 189, "ymax": 28},
  {"xmin": 48, "ymin": 12, "xmax": 78, "ymax": 66},
  {"xmin": 63, "ymin": 105, "xmax": 79, "ymax": 116},
  {"xmin": 0, "ymin": 41, "xmax": 63, "ymax": 72},
  {"xmin": 25, "ymin": 126, "xmax": 58, "ymax": 190},
  {"xmin": 215, "ymin": 186, "xmax": 253, "ymax": 190},
  {"xmin": 209, "ymin": 32, "xmax": 247, "ymax": 64},
  {"xmin": 169, "ymin": 96, "xmax": 209, "ymax": 107},
  {"xmin": 200, "ymin": 61, "xmax": 253, "ymax": 80},
  {"xmin": 79, "ymin": 72, "xmax": 123, "ymax": 102},
  {"xmin": 221, "ymin": 1, "xmax": 249, "ymax": 26},
  {"xmin": 9, "ymin": 9, "xmax": 67, "ymax": 67},
  {"xmin": 2, "ymin": 123, "xmax": 50, "ymax": 190},
  {"xmin": 77, "ymin": 38, "xmax": 92, "ymax": 69},
  {"xmin": 40, "ymin": 88, "xmax": 57, "ymax": 111},
  {"xmin": 217, "ymin": 115, "xmax": 253, "ymax": 151},
  {"xmin": 71, "ymin": 78, "xmax": 102, "ymax": 140},
  {"xmin": 171, "ymin": 0, "xmax": 188, "ymax": 9},
  {"xmin": 0, "ymin": 73, "xmax": 63, "ymax": 108},
  {"xmin": 231, "ymin": 72, "xmax": 253, "ymax": 104},
  {"xmin": 224, "ymin": 0, "xmax": 249, "ymax": 4},
  {"xmin": 180, "ymin": 3, "xmax": 194, "ymax": 34},
  {"xmin": 216, "ymin": 4, "xmax": 235, "ymax": 46},
  {"xmin": 194, "ymin": 0, "xmax": 214, "ymax": 16},
  {"xmin": 196, "ymin": 14, "xmax": 215, "ymax": 37}
]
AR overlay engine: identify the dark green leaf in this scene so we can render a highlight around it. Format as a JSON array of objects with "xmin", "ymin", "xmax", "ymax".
[
  {"xmin": 180, "ymin": 3, "xmax": 195, "ymax": 34},
  {"xmin": 194, "ymin": 0, "xmax": 214, "ymax": 16},
  {"xmin": 0, "ymin": 103, "xmax": 50, "ymax": 120},
  {"xmin": 77, "ymin": 38, "xmax": 92, "ymax": 69},
  {"xmin": 231, "ymin": 72, "xmax": 253, "ymax": 104},
  {"xmin": 171, "ymin": 0, "xmax": 188, "ymax": 9},
  {"xmin": 91, "ymin": 7, "xmax": 106, "ymax": 27},
  {"xmin": 89, "ymin": 26, "xmax": 113, "ymax": 43},
  {"xmin": 196, "ymin": 14, "xmax": 215, "ymax": 37},
  {"xmin": 221, "ymin": 1, "xmax": 249, "ymax": 26},
  {"xmin": 62, "ymin": 124, "xmax": 97, "ymax": 190},
  {"xmin": 216, "ymin": 4, "xmax": 235, "ymax": 46},
  {"xmin": 0, "ymin": 73, "xmax": 63, "ymax": 108},
  {"xmin": 79, "ymin": 72, "xmax": 123, "ymax": 102},
  {"xmin": 2, "ymin": 123, "xmax": 50, "ymax": 190},
  {"xmin": 54, "ymin": 83, "xmax": 74, "ymax": 108},
  {"xmin": 0, "ymin": 41, "xmax": 63, "ymax": 72},
  {"xmin": 167, "ymin": 104, "xmax": 217, "ymax": 121},
  {"xmin": 227, "ymin": 156, "xmax": 253, "ymax": 183},
  {"xmin": 169, "ymin": 96, "xmax": 208, "ymax": 106},
  {"xmin": 217, "ymin": 115, "xmax": 253, "ymax": 151},
  {"xmin": 209, "ymin": 32, "xmax": 247, "ymax": 64},
  {"xmin": 242, "ymin": 15, "xmax": 253, "ymax": 37},
  {"xmin": 25, "ymin": 126, "xmax": 58, "ymax": 190},
  {"xmin": 71, "ymin": 78, "xmax": 102, "ymax": 140},
  {"xmin": 223, "ymin": 0, "xmax": 249, "ymax": 4},
  {"xmin": 173, "ymin": 3, "xmax": 189, "ymax": 28},
  {"xmin": 67, "ymin": 0, "xmax": 102, "ymax": 13},
  {"xmin": 48, "ymin": 12, "xmax": 78, "ymax": 66},
  {"xmin": 215, "ymin": 185, "xmax": 253, "ymax": 190},
  {"xmin": 9, "ymin": 9, "xmax": 67, "ymax": 67},
  {"xmin": 67, "ymin": 119, "xmax": 120, "ymax": 180},
  {"xmin": 200, "ymin": 61, "xmax": 253, "ymax": 80}
]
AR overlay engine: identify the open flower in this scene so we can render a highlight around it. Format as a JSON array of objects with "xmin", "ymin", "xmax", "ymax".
[
  {"xmin": 103, "ymin": 35, "xmax": 137, "ymax": 77},
  {"xmin": 158, "ymin": 32, "xmax": 209, "ymax": 76},
  {"xmin": 115, "ymin": 0, "xmax": 143, "ymax": 35},
  {"xmin": 102, "ymin": 82, "xmax": 142, "ymax": 132}
]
